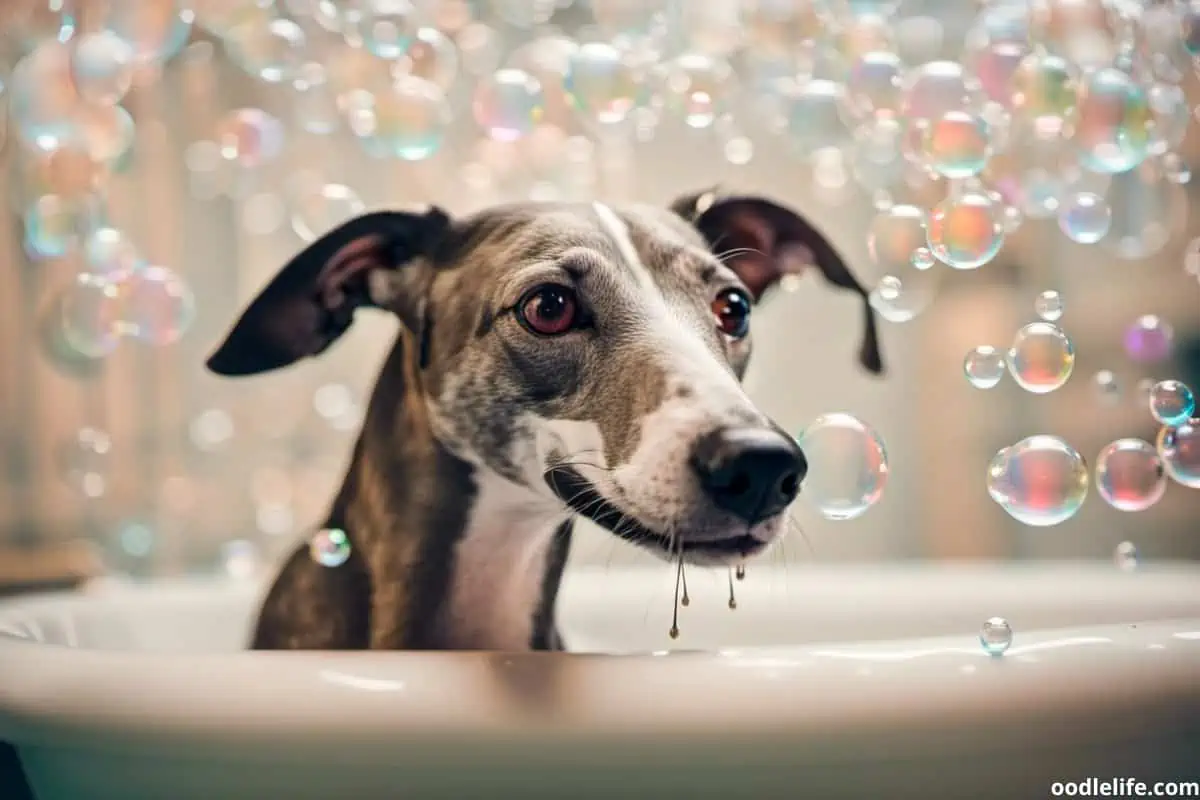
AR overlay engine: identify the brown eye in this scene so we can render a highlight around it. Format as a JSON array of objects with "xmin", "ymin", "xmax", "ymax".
[
  {"xmin": 712, "ymin": 288, "xmax": 752, "ymax": 339},
  {"xmin": 517, "ymin": 284, "xmax": 579, "ymax": 336}
]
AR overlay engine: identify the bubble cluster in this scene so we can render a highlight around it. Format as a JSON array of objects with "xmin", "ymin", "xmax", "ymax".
[
  {"xmin": 979, "ymin": 616, "xmax": 1013, "ymax": 656},
  {"xmin": 796, "ymin": 413, "xmax": 889, "ymax": 521},
  {"xmin": 987, "ymin": 435, "xmax": 1089, "ymax": 527},
  {"xmin": 1007, "ymin": 322, "xmax": 1075, "ymax": 394},
  {"xmin": 1094, "ymin": 438, "xmax": 1167, "ymax": 513},
  {"xmin": 310, "ymin": 527, "xmax": 353, "ymax": 568}
]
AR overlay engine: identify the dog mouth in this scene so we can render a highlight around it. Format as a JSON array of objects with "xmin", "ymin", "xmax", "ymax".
[{"xmin": 544, "ymin": 465, "xmax": 766, "ymax": 558}]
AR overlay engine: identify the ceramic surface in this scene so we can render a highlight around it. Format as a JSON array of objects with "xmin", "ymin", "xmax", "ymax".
[{"xmin": 2, "ymin": 564, "xmax": 1199, "ymax": 800}]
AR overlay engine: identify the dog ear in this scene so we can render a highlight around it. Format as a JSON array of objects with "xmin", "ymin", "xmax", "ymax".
[
  {"xmin": 671, "ymin": 188, "xmax": 883, "ymax": 375},
  {"xmin": 206, "ymin": 208, "xmax": 451, "ymax": 377}
]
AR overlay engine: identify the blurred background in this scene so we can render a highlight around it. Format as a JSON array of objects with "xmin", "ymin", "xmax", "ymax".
[{"xmin": 0, "ymin": 0, "xmax": 1197, "ymax": 585}]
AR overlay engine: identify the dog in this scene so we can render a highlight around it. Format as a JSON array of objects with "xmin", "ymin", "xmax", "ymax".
[{"xmin": 205, "ymin": 188, "xmax": 883, "ymax": 651}]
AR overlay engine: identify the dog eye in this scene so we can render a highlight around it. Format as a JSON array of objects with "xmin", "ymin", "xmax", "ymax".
[
  {"xmin": 517, "ymin": 284, "xmax": 579, "ymax": 336},
  {"xmin": 712, "ymin": 288, "xmax": 752, "ymax": 339}
]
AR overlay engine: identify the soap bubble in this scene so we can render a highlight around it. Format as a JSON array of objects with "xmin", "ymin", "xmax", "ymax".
[
  {"xmin": 986, "ymin": 435, "xmax": 1089, "ymax": 527},
  {"xmin": 215, "ymin": 108, "xmax": 286, "ymax": 168},
  {"xmin": 473, "ymin": 68, "xmax": 545, "ymax": 142},
  {"xmin": 83, "ymin": 226, "xmax": 143, "ymax": 277},
  {"xmin": 225, "ymin": 16, "xmax": 307, "ymax": 83},
  {"xmin": 1094, "ymin": 438, "xmax": 1167, "ymax": 512},
  {"xmin": 1057, "ymin": 191, "xmax": 1111, "ymax": 244},
  {"xmin": 964, "ymin": 345, "xmax": 1006, "ymax": 389},
  {"xmin": 849, "ymin": 116, "xmax": 906, "ymax": 193},
  {"xmin": 1162, "ymin": 152, "xmax": 1191, "ymax": 185},
  {"xmin": 1009, "ymin": 51, "xmax": 1078, "ymax": 137},
  {"xmin": 1114, "ymin": 540, "xmax": 1139, "ymax": 571},
  {"xmin": 72, "ymin": 102, "xmax": 136, "ymax": 171},
  {"xmin": 57, "ymin": 427, "xmax": 112, "ymax": 499},
  {"xmin": 1148, "ymin": 379, "xmax": 1196, "ymax": 427},
  {"xmin": 292, "ymin": 62, "xmax": 339, "ymax": 135},
  {"xmin": 979, "ymin": 616, "xmax": 1012, "ymax": 656},
  {"xmin": 842, "ymin": 50, "xmax": 905, "ymax": 121},
  {"xmin": 61, "ymin": 272, "xmax": 123, "ymax": 358},
  {"xmin": 1007, "ymin": 321, "xmax": 1075, "ymax": 394},
  {"xmin": 1158, "ymin": 420, "xmax": 1200, "ymax": 489},
  {"xmin": 353, "ymin": 0, "xmax": 419, "ymax": 59},
  {"xmin": 911, "ymin": 248, "xmax": 935, "ymax": 270},
  {"xmin": 868, "ymin": 274, "xmax": 933, "ymax": 324},
  {"xmin": 70, "ymin": 30, "xmax": 134, "ymax": 106},
  {"xmin": 290, "ymin": 183, "xmax": 366, "ymax": 243},
  {"xmin": 796, "ymin": 412, "xmax": 888, "ymax": 521},
  {"xmin": 1034, "ymin": 290, "xmax": 1064, "ymax": 322},
  {"xmin": 9, "ymin": 42, "xmax": 81, "ymax": 148},
  {"xmin": 1092, "ymin": 369, "xmax": 1121, "ymax": 404},
  {"xmin": 900, "ymin": 60, "xmax": 982, "ymax": 123},
  {"xmin": 865, "ymin": 204, "xmax": 937, "ymax": 322},
  {"xmin": 784, "ymin": 79, "xmax": 848, "ymax": 152},
  {"xmin": 1147, "ymin": 83, "xmax": 1190, "ymax": 156},
  {"xmin": 102, "ymin": 0, "xmax": 193, "ymax": 67},
  {"xmin": 926, "ymin": 191, "xmax": 1004, "ymax": 269},
  {"xmin": 407, "ymin": 26, "xmax": 460, "ymax": 91},
  {"xmin": 565, "ymin": 42, "xmax": 640, "ymax": 126},
  {"xmin": 659, "ymin": 53, "xmax": 735, "ymax": 130},
  {"xmin": 1074, "ymin": 67, "xmax": 1153, "ymax": 175},
  {"xmin": 118, "ymin": 266, "xmax": 196, "ymax": 346},
  {"xmin": 24, "ymin": 194, "xmax": 83, "ymax": 261},
  {"xmin": 1123, "ymin": 314, "xmax": 1173, "ymax": 363},
  {"xmin": 346, "ymin": 75, "xmax": 452, "ymax": 160},
  {"xmin": 310, "ymin": 527, "xmax": 352, "ymax": 567},
  {"xmin": 922, "ymin": 110, "xmax": 992, "ymax": 179},
  {"xmin": 968, "ymin": 40, "xmax": 1027, "ymax": 108}
]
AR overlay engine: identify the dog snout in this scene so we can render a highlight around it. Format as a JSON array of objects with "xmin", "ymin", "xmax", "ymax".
[{"xmin": 690, "ymin": 427, "xmax": 807, "ymax": 524}]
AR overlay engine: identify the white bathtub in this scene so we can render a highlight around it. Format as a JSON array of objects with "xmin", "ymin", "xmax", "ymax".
[{"xmin": 1, "ymin": 563, "xmax": 1199, "ymax": 800}]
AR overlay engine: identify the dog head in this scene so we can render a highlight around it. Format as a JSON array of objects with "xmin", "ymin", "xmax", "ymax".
[{"xmin": 207, "ymin": 191, "xmax": 882, "ymax": 566}]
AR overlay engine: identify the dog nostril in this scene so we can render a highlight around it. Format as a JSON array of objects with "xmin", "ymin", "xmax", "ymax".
[
  {"xmin": 728, "ymin": 473, "xmax": 752, "ymax": 496},
  {"xmin": 778, "ymin": 471, "xmax": 800, "ymax": 501}
]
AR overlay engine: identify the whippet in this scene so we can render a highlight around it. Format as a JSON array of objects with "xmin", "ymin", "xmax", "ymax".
[{"xmin": 206, "ymin": 188, "xmax": 883, "ymax": 651}]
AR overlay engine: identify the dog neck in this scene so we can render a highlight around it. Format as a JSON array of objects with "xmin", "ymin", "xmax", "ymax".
[{"xmin": 327, "ymin": 333, "xmax": 574, "ymax": 650}]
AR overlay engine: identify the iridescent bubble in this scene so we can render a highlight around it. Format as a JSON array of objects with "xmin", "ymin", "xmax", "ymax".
[
  {"xmin": 784, "ymin": 79, "xmax": 849, "ymax": 151},
  {"xmin": 353, "ymin": 0, "xmax": 419, "ymax": 59},
  {"xmin": 346, "ymin": 75, "xmax": 452, "ymax": 160},
  {"xmin": 1114, "ymin": 540, "xmax": 1139, "ymax": 571},
  {"xmin": 923, "ymin": 110, "xmax": 992, "ymax": 179},
  {"xmin": 986, "ymin": 435, "xmax": 1089, "ymax": 527},
  {"xmin": 868, "ymin": 274, "xmax": 931, "ymax": 324},
  {"xmin": 291, "ymin": 61, "xmax": 339, "ymax": 135},
  {"xmin": 1007, "ymin": 321, "xmax": 1075, "ymax": 394},
  {"xmin": 72, "ymin": 102, "xmax": 136, "ymax": 171},
  {"xmin": 1147, "ymin": 83, "xmax": 1190, "ymax": 156},
  {"xmin": 1034, "ymin": 289, "xmax": 1064, "ymax": 322},
  {"xmin": 865, "ymin": 203, "xmax": 938, "ymax": 321},
  {"xmin": 979, "ymin": 616, "xmax": 1012, "ymax": 656},
  {"xmin": 406, "ymin": 26, "xmax": 461, "ymax": 92},
  {"xmin": 1158, "ymin": 420, "xmax": 1200, "ymax": 489},
  {"xmin": 102, "ymin": 0, "xmax": 193, "ymax": 66},
  {"xmin": 290, "ymin": 183, "xmax": 366, "ymax": 243},
  {"xmin": 9, "ymin": 42, "xmax": 81, "ymax": 148},
  {"xmin": 473, "ymin": 68, "xmax": 545, "ymax": 142},
  {"xmin": 900, "ymin": 60, "xmax": 981, "ymax": 121},
  {"xmin": 1057, "ymin": 191, "xmax": 1111, "ymax": 244},
  {"xmin": 1009, "ymin": 52, "xmax": 1078, "ymax": 137},
  {"xmin": 964, "ymin": 345, "xmax": 1006, "ymax": 389},
  {"xmin": 1148, "ymin": 379, "xmax": 1196, "ymax": 427},
  {"xmin": 57, "ymin": 427, "xmax": 112, "ymax": 499},
  {"xmin": 1123, "ymin": 314, "xmax": 1173, "ymax": 363},
  {"xmin": 84, "ymin": 226, "xmax": 143, "ymax": 277},
  {"xmin": 850, "ymin": 116, "xmax": 905, "ymax": 193},
  {"xmin": 967, "ymin": 40, "xmax": 1027, "ymax": 108},
  {"xmin": 117, "ymin": 266, "xmax": 196, "ymax": 346},
  {"xmin": 1074, "ymin": 67, "xmax": 1153, "ymax": 175},
  {"xmin": 225, "ymin": 16, "xmax": 307, "ymax": 83},
  {"xmin": 1162, "ymin": 152, "xmax": 1191, "ymax": 186},
  {"xmin": 796, "ymin": 412, "xmax": 889, "ymax": 521},
  {"xmin": 61, "ymin": 272, "xmax": 124, "ymax": 358},
  {"xmin": 911, "ymin": 247, "xmax": 935, "ymax": 269},
  {"xmin": 565, "ymin": 42, "xmax": 640, "ymax": 126},
  {"xmin": 842, "ymin": 50, "xmax": 904, "ymax": 121},
  {"xmin": 926, "ymin": 191, "xmax": 1004, "ymax": 269},
  {"xmin": 24, "ymin": 194, "xmax": 82, "ymax": 261},
  {"xmin": 659, "ymin": 52, "xmax": 735, "ymax": 130},
  {"xmin": 70, "ymin": 30, "xmax": 134, "ymax": 106},
  {"xmin": 1094, "ymin": 438, "xmax": 1167, "ymax": 512},
  {"xmin": 1093, "ymin": 369, "xmax": 1121, "ymax": 404},
  {"xmin": 310, "ymin": 527, "xmax": 352, "ymax": 567},
  {"xmin": 215, "ymin": 108, "xmax": 286, "ymax": 168}
]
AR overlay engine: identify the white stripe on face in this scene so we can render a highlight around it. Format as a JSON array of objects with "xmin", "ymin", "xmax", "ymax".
[{"xmin": 589, "ymin": 202, "xmax": 750, "ymax": 404}]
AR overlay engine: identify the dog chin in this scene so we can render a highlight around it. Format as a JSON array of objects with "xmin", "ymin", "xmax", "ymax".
[{"xmin": 543, "ymin": 465, "xmax": 778, "ymax": 566}]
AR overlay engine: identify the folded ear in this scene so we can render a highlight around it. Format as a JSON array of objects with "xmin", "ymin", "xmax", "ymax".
[
  {"xmin": 671, "ymin": 188, "xmax": 883, "ymax": 375},
  {"xmin": 206, "ymin": 207, "xmax": 452, "ymax": 377}
]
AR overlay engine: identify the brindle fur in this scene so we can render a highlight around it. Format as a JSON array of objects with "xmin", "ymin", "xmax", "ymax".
[{"xmin": 209, "ymin": 191, "xmax": 882, "ymax": 652}]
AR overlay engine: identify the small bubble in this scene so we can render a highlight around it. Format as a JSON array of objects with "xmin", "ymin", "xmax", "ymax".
[
  {"xmin": 1123, "ymin": 314, "xmax": 1174, "ymax": 363},
  {"xmin": 61, "ymin": 272, "xmax": 123, "ymax": 358},
  {"xmin": 1034, "ymin": 290, "xmax": 1064, "ymax": 322},
  {"xmin": 922, "ymin": 110, "xmax": 992, "ymax": 179},
  {"xmin": 310, "ymin": 527, "xmax": 352, "ymax": 567},
  {"xmin": 1057, "ymin": 191, "xmax": 1111, "ymax": 244},
  {"xmin": 1148, "ymin": 379, "xmax": 1196, "ymax": 427},
  {"xmin": 1162, "ymin": 152, "xmax": 1192, "ymax": 185},
  {"xmin": 1114, "ymin": 541, "xmax": 1139, "ymax": 572},
  {"xmin": 1094, "ymin": 438, "xmax": 1167, "ymax": 512},
  {"xmin": 963, "ymin": 345, "xmax": 1006, "ymax": 389},
  {"xmin": 1007, "ymin": 321, "xmax": 1075, "ymax": 394},
  {"xmin": 1093, "ymin": 369, "xmax": 1121, "ymax": 404},
  {"xmin": 910, "ymin": 247, "xmax": 935, "ymax": 270},
  {"xmin": 354, "ymin": 0, "xmax": 419, "ymax": 60},
  {"xmin": 70, "ymin": 30, "xmax": 135, "ymax": 105},
  {"xmin": 979, "ymin": 617, "xmax": 1012, "ymax": 656},
  {"xmin": 473, "ymin": 68, "xmax": 545, "ymax": 142},
  {"xmin": 57, "ymin": 427, "xmax": 112, "ymax": 499},
  {"xmin": 796, "ymin": 413, "xmax": 888, "ymax": 521}
]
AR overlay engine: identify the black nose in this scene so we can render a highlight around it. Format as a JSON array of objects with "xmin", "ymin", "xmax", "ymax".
[{"xmin": 690, "ymin": 427, "xmax": 808, "ymax": 524}]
